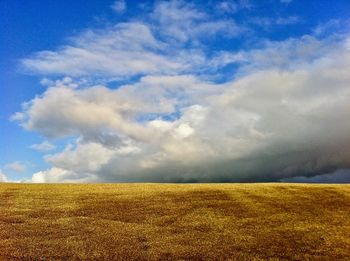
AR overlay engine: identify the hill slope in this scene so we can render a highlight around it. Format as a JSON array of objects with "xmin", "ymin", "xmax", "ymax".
[{"xmin": 0, "ymin": 183, "xmax": 349, "ymax": 260}]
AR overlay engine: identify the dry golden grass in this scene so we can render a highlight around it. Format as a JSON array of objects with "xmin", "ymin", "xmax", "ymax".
[{"xmin": 0, "ymin": 183, "xmax": 349, "ymax": 260}]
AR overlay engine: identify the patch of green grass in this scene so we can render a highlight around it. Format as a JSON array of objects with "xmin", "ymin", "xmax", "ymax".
[{"xmin": 0, "ymin": 183, "xmax": 349, "ymax": 260}]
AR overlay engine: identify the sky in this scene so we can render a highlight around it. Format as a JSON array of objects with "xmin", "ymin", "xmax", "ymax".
[{"xmin": 1, "ymin": 0, "xmax": 350, "ymax": 183}]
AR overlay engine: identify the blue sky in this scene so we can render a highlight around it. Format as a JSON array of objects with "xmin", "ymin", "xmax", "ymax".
[{"xmin": 1, "ymin": 0, "xmax": 350, "ymax": 183}]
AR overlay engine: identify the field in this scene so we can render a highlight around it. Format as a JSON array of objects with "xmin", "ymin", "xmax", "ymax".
[{"xmin": 0, "ymin": 183, "xmax": 349, "ymax": 260}]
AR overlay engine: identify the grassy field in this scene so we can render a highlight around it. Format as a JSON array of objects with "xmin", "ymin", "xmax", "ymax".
[{"xmin": 0, "ymin": 183, "xmax": 349, "ymax": 260}]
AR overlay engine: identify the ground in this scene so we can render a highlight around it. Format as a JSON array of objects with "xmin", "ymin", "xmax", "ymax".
[{"xmin": 0, "ymin": 183, "xmax": 349, "ymax": 260}]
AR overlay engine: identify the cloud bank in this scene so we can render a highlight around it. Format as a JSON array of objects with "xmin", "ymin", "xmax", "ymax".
[{"xmin": 14, "ymin": 1, "xmax": 350, "ymax": 183}]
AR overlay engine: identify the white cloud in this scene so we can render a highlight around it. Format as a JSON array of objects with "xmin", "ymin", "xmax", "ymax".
[
  {"xmin": 210, "ymin": 35, "xmax": 338, "ymax": 73},
  {"xmin": 32, "ymin": 167, "xmax": 97, "ymax": 183},
  {"xmin": 152, "ymin": 0, "xmax": 206, "ymax": 40},
  {"xmin": 152, "ymin": 0, "xmax": 243, "ymax": 43},
  {"xmin": 313, "ymin": 19, "xmax": 350, "ymax": 37},
  {"xmin": 14, "ymin": 74, "xmax": 219, "ymax": 142},
  {"xmin": 0, "ymin": 169, "xmax": 8, "ymax": 182},
  {"xmin": 10, "ymin": 112, "xmax": 26, "ymax": 121},
  {"xmin": 5, "ymin": 161, "xmax": 26, "ymax": 173},
  {"xmin": 14, "ymin": 34, "xmax": 350, "ymax": 183},
  {"xmin": 21, "ymin": 1, "xmax": 245, "ymax": 79},
  {"xmin": 30, "ymin": 141, "xmax": 56, "ymax": 152},
  {"xmin": 46, "ymin": 142, "xmax": 116, "ymax": 173},
  {"xmin": 13, "ymin": 1, "xmax": 350, "ymax": 183},
  {"xmin": 16, "ymin": 85, "xmax": 157, "ymax": 141},
  {"xmin": 22, "ymin": 22, "xmax": 184, "ymax": 78},
  {"xmin": 111, "ymin": 0, "xmax": 126, "ymax": 14}
]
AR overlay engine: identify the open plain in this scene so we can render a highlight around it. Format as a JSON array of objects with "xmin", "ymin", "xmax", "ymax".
[{"xmin": 0, "ymin": 183, "xmax": 349, "ymax": 260}]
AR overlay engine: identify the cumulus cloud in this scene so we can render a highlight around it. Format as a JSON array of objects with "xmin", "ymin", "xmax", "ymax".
[
  {"xmin": 30, "ymin": 141, "xmax": 56, "ymax": 152},
  {"xmin": 45, "ymin": 142, "xmax": 116, "ymax": 173},
  {"xmin": 5, "ymin": 161, "xmax": 26, "ymax": 173},
  {"xmin": 13, "ymin": 1, "xmax": 350, "ymax": 183},
  {"xmin": 32, "ymin": 167, "xmax": 97, "ymax": 183},
  {"xmin": 15, "ymin": 34, "xmax": 350, "ymax": 183}
]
